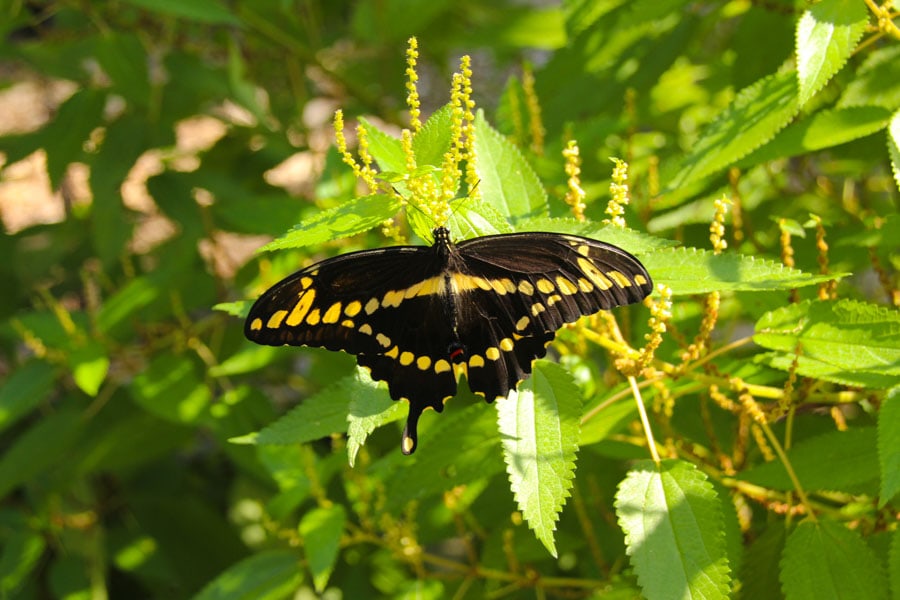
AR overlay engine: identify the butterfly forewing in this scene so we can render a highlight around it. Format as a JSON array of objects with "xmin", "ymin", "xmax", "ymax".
[{"xmin": 245, "ymin": 227, "xmax": 653, "ymax": 455}]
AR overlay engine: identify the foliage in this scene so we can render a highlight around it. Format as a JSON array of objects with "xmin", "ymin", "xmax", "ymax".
[{"xmin": 0, "ymin": 1, "xmax": 898, "ymax": 599}]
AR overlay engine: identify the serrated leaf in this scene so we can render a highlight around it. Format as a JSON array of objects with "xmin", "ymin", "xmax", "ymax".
[
  {"xmin": 131, "ymin": 354, "xmax": 210, "ymax": 423},
  {"xmin": 839, "ymin": 45, "xmax": 900, "ymax": 110},
  {"xmin": 739, "ymin": 105, "xmax": 892, "ymax": 167},
  {"xmin": 380, "ymin": 401, "xmax": 504, "ymax": 509},
  {"xmin": 516, "ymin": 217, "xmax": 678, "ymax": 254},
  {"xmin": 43, "ymin": 88, "xmax": 108, "ymax": 189},
  {"xmin": 474, "ymin": 110, "xmax": 548, "ymax": 222},
  {"xmin": 447, "ymin": 199, "xmax": 515, "ymax": 239},
  {"xmin": 781, "ymin": 519, "xmax": 888, "ymax": 600},
  {"xmin": 299, "ymin": 505, "xmax": 345, "ymax": 593},
  {"xmin": 346, "ymin": 368, "xmax": 404, "ymax": 466},
  {"xmin": 413, "ymin": 105, "xmax": 453, "ymax": 168},
  {"xmin": 0, "ymin": 361, "xmax": 56, "ymax": 434},
  {"xmin": 497, "ymin": 360, "xmax": 581, "ymax": 557},
  {"xmin": 754, "ymin": 299, "xmax": 900, "ymax": 388},
  {"xmin": 616, "ymin": 460, "xmax": 731, "ymax": 600},
  {"xmin": 260, "ymin": 194, "xmax": 401, "ymax": 252},
  {"xmin": 192, "ymin": 550, "xmax": 303, "ymax": 600},
  {"xmin": 795, "ymin": 0, "xmax": 867, "ymax": 107},
  {"xmin": 253, "ymin": 376, "xmax": 358, "ymax": 445},
  {"xmin": 878, "ymin": 387, "xmax": 900, "ymax": 506},
  {"xmin": 890, "ymin": 110, "xmax": 900, "ymax": 192},
  {"xmin": 359, "ymin": 117, "xmax": 406, "ymax": 174},
  {"xmin": 643, "ymin": 247, "xmax": 842, "ymax": 295},
  {"xmin": 670, "ymin": 69, "xmax": 799, "ymax": 189},
  {"xmin": 740, "ymin": 428, "xmax": 878, "ymax": 494}
]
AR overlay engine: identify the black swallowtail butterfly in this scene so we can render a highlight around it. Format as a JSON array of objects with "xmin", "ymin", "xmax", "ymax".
[{"xmin": 245, "ymin": 227, "xmax": 652, "ymax": 454}]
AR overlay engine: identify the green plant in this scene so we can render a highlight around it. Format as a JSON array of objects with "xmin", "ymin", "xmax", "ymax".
[{"xmin": 0, "ymin": 1, "xmax": 897, "ymax": 599}]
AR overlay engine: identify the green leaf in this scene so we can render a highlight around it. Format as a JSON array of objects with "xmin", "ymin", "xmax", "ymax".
[
  {"xmin": 0, "ymin": 531, "xmax": 45, "ymax": 597},
  {"xmin": 616, "ymin": 460, "xmax": 731, "ymax": 600},
  {"xmin": 780, "ymin": 519, "xmax": 888, "ymax": 600},
  {"xmin": 94, "ymin": 32, "xmax": 151, "ymax": 109},
  {"xmin": 209, "ymin": 346, "xmax": 281, "ymax": 377},
  {"xmin": 754, "ymin": 299, "xmax": 900, "ymax": 388},
  {"xmin": 346, "ymin": 369, "xmax": 405, "ymax": 467},
  {"xmin": 380, "ymin": 401, "xmax": 504, "ymax": 509},
  {"xmin": 447, "ymin": 198, "xmax": 515, "ymax": 239},
  {"xmin": 130, "ymin": 354, "xmax": 210, "ymax": 423},
  {"xmin": 0, "ymin": 408, "xmax": 81, "ymax": 499},
  {"xmin": 0, "ymin": 361, "xmax": 56, "ymax": 434},
  {"xmin": 579, "ymin": 394, "xmax": 637, "ymax": 446},
  {"xmin": 891, "ymin": 528, "xmax": 900, "ymax": 600},
  {"xmin": 299, "ymin": 505, "xmax": 346, "ymax": 593},
  {"xmin": 260, "ymin": 194, "xmax": 401, "ymax": 252},
  {"xmin": 413, "ymin": 105, "xmax": 453, "ymax": 168},
  {"xmin": 740, "ymin": 428, "xmax": 878, "ymax": 494},
  {"xmin": 890, "ymin": 110, "xmax": 900, "ymax": 192},
  {"xmin": 42, "ymin": 88, "xmax": 108, "ymax": 189},
  {"xmin": 474, "ymin": 110, "xmax": 548, "ymax": 222},
  {"xmin": 252, "ymin": 376, "xmax": 357, "ymax": 445},
  {"xmin": 739, "ymin": 105, "xmax": 892, "ymax": 167},
  {"xmin": 670, "ymin": 69, "xmax": 799, "ymax": 189},
  {"xmin": 740, "ymin": 524, "xmax": 786, "ymax": 600},
  {"xmin": 497, "ymin": 360, "xmax": 581, "ymax": 557},
  {"xmin": 69, "ymin": 342, "xmax": 110, "ymax": 397},
  {"xmin": 839, "ymin": 45, "xmax": 900, "ymax": 110},
  {"xmin": 359, "ymin": 117, "xmax": 406, "ymax": 174},
  {"xmin": 879, "ymin": 387, "xmax": 900, "ymax": 506},
  {"xmin": 795, "ymin": 0, "xmax": 867, "ymax": 107},
  {"xmin": 643, "ymin": 247, "xmax": 842, "ymax": 295},
  {"xmin": 192, "ymin": 550, "xmax": 303, "ymax": 600},
  {"xmin": 120, "ymin": 0, "xmax": 241, "ymax": 25}
]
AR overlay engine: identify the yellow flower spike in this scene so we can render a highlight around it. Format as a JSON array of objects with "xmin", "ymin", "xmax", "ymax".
[
  {"xmin": 562, "ymin": 140, "xmax": 586, "ymax": 221},
  {"xmin": 710, "ymin": 196, "xmax": 730, "ymax": 254},
  {"xmin": 405, "ymin": 37, "xmax": 422, "ymax": 132},
  {"xmin": 604, "ymin": 158, "xmax": 629, "ymax": 228},
  {"xmin": 355, "ymin": 123, "xmax": 379, "ymax": 192},
  {"xmin": 778, "ymin": 218, "xmax": 799, "ymax": 303},
  {"xmin": 333, "ymin": 110, "xmax": 376, "ymax": 193},
  {"xmin": 454, "ymin": 56, "xmax": 479, "ymax": 195},
  {"xmin": 811, "ymin": 214, "xmax": 836, "ymax": 300},
  {"xmin": 522, "ymin": 62, "xmax": 544, "ymax": 156},
  {"xmin": 639, "ymin": 284, "xmax": 672, "ymax": 368}
]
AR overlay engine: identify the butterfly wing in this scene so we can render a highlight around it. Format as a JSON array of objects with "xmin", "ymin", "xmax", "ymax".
[
  {"xmin": 453, "ymin": 232, "xmax": 653, "ymax": 400},
  {"xmin": 245, "ymin": 244, "xmax": 459, "ymax": 454}
]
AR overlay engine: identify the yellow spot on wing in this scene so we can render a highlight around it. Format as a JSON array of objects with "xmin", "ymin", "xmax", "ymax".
[
  {"xmin": 556, "ymin": 277, "xmax": 579, "ymax": 295},
  {"xmin": 518, "ymin": 280, "xmax": 535, "ymax": 295},
  {"xmin": 365, "ymin": 297, "xmax": 379, "ymax": 314},
  {"xmin": 300, "ymin": 276, "xmax": 313, "ymax": 289},
  {"xmin": 469, "ymin": 354, "xmax": 485, "ymax": 368},
  {"xmin": 499, "ymin": 338, "xmax": 514, "ymax": 351},
  {"xmin": 341, "ymin": 319, "xmax": 355, "ymax": 328},
  {"xmin": 267, "ymin": 310, "xmax": 288, "ymax": 328},
  {"xmin": 322, "ymin": 302, "xmax": 342, "ymax": 324},
  {"xmin": 451, "ymin": 274, "xmax": 491, "ymax": 293},
  {"xmin": 536, "ymin": 279, "xmax": 555, "ymax": 293},
  {"xmin": 306, "ymin": 308, "xmax": 321, "ymax": 325},
  {"xmin": 385, "ymin": 346, "xmax": 399, "ymax": 359},
  {"xmin": 606, "ymin": 270, "xmax": 632, "ymax": 287},
  {"xmin": 485, "ymin": 347, "xmax": 500, "ymax": 360},
  {"xmin": 578, "ymin": 277, "xmax": 594, "ymax": 292},
  {"xmin": 434, "ymin": 359, "xmax": 451, "ymax": 373},
  {"xmin": 635, "ymin": 274, "xmax": 648, "ymax": 286},
  {"xmin": 359, "ymin": 323, "xmax": 373, "ymax": 335},
  {"xmin": 531, "ymin": 303, "xmax": 546, "ymax": 316},
  {"xmin": 515, "ymin": 316, "xmax": 530, "ymax": 331},
  {"xmin": 577, "ymin": 244, "xmax": 591, "ymax": 257},
  {"xmin": 250, "ymin": 318, "xmax": 263, "ymax": 331},
  {"xmin": 286, "ymin": 289, "xmax": 316, "ymax": 325},
  {"xmin": 376, "ymin": 333, "xmax": 392, "ymax": 348},
  {"xmin": 577, "ymin": 257, "xmax": 612, "ymax": 290},
  {"xmin": 399, "ymin": 351, "xmax": 414, "ymax": 366},
  {"xmin": 416, "ymin": 356, "xmax": 432, "ymax": 370},
  {"xmin": 383, "ymin": 289, "xmax": 405, "ymax": 308},
  {"xmin": 344, "ymin": 300, "xmax": 362, "ymax": 317},
  {"xmin": 547, "ymin": 294, "xmax": 562, "ymax": 306}
]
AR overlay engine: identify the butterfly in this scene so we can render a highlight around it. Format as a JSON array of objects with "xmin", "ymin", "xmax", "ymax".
[{"xmin": 245, "ymin": 226, "xmax": 653, "ymax": 454}]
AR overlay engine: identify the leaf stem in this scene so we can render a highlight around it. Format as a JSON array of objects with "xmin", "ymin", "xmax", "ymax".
[{"xmin": 629, "ymin": 375, "xmax": 661, "ymax": 464}]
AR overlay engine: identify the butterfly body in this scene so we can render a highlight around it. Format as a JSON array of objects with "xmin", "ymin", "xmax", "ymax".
[{"xmin": 246, "ymin": 227, "xmax": 652, "ymax": 454}]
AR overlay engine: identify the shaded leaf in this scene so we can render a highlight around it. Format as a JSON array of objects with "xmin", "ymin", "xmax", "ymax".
[
  {"xmin": 346, "ymin": 368, "xmax": 405, "ymax": 466},
  {"xmin": 0, "ymin": 361, "xmax": 56, "ymax": 434},
  {"xmin": 192, "ymin": 550, "xmax": 303, "ymax": 600},
  {"xmin": 879, "ymin": 387, "xmax": 900, "ymax": 506},
  {"xmin": 781, "ymin": 519, "xmax": 887, "ymax": 600},
  {"xmin": 120, "ymin": 0, "xmax": 240, "ymax": 25},
  {"xmin": 0, "ymin": 408, "xmax": 81, "ymax": 498},
  {"xmin": 890, "ymin": 110, "xmax": 900, "ymax": 192},
  {"xmin": 299, "ymin": 505, "xmax": 346, "ymax": 593}
]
